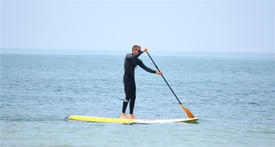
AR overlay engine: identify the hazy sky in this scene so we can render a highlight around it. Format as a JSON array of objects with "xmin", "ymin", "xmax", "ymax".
[{"xmin": 1, "ymin": 0, "xmax": 274, "ymax": 53}]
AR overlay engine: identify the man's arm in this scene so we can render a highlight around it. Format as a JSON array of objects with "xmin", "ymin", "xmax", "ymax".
[
  {"xmin": 126, "ymin": 51, "xmax": 143, "ymax": 59},
  {"xmin": 126, "ymin": 48, "xmax": 148, "ymax": 59},
  {"xmin": 137, "ymin": 59, "xmax": 156, "ymax": 73}
]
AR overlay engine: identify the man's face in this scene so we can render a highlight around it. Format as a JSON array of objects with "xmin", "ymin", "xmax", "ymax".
[{"xmin": 132, "ymin": 47, "xmax": 141, "ymax": 54}]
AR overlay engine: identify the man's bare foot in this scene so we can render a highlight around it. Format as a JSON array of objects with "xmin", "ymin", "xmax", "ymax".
[
  {"xmin": 120, "ymin": 113, "xmax": 128, "ymax": 119},
  {"xmin": 128, "ymin": 114, "xmax": 136, "ymax": 119}
]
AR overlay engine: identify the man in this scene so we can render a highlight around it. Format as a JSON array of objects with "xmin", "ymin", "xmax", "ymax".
[{"xmin": 121, "ymin": 45, "xmax": 162, "ymax": 119}]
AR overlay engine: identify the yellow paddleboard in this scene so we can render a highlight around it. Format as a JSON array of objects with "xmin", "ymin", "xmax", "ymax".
[{"xmin": 68, "ymin": 115, "xmax": 199, "ymax": 124}]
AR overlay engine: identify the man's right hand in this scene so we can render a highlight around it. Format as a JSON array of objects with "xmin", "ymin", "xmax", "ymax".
[{"xmin": 142, "ymin": 48, "xmax": 148, "ymax": 52}]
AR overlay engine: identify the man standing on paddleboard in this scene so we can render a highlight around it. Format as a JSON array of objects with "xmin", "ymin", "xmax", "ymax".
[{"xmin": 121, "ymin": 45, "xmax": 162, "ymax": 119}]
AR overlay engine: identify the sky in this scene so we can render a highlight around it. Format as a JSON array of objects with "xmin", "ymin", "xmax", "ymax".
[{"xmin": 1, "ymin": 0, "xmax": 274, "ymax": 54}]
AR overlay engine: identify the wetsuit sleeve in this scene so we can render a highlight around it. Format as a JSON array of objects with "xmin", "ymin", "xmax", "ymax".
[
  {"xmin": 126, "ymin": 51, "xmax": 143, "ymax": 59},
  {"xmin": 137, "ymin": 59, "xmax": 156, "ymax": 73}
]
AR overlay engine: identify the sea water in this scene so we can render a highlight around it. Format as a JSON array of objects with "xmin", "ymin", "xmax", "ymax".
[{"xmin": 1, "ymin": 53, "xmax": 274, "ymax": 146}]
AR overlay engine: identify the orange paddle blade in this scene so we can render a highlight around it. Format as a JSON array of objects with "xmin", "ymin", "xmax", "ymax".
[{"xmin": 181, "ymin": 104, "xmax": 195, "ymax": 118}]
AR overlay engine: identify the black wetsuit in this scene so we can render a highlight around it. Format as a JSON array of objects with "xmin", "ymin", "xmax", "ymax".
[{"xmin": 122, "ymin": 51, "xmax": 156, "ymax": 114}]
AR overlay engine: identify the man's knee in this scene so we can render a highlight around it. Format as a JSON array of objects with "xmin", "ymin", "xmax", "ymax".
[
  {"xmin": 130, "ymin": 97, "xmax": 136, "ymax": 103},
  {"xmin": 124, "ymin": 96, "xmax": 135, "ymax": 103},
  {"xmin": 124, "ymin": 98, "xmax": 129, "ymax": 102}
]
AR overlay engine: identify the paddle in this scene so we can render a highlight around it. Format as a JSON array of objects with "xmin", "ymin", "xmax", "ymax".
[{"xmin": 146, "ymin": 51, "xmax": 195, "ymax": 118}]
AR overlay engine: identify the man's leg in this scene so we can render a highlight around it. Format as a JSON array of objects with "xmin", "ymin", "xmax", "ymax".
[
  {"xmin": 121, "ymin": 99, "xmax": 129, "ymax": 119},
  {"xmin": 129, "ymin": 97, "xmax": 136, "ymax": 116},
  {"xmin": 122, "ymin": 98, "xmax": 130, "ymax": 114},
  {"xmin": 121, "ymin": 80, "xmax": 131, "ymax": 119},
  {"xmin": 128, "ymin": 82, "xmax": 136, "ymax": 119}
]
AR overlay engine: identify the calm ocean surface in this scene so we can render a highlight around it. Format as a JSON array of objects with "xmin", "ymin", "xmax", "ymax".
[{"xmin": 1, "ymin": 53, "xmax": 274, "ymax": 146}]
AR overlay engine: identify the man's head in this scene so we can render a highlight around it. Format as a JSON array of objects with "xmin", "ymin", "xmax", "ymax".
[{"xmin": 132, "ymin": 45, "xmax": 141, "ymax": 54}]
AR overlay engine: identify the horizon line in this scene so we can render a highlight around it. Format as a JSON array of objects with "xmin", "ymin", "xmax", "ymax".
[{"xmin": 1, "ymin": 48, "xmax": 274, "ymax": 57}]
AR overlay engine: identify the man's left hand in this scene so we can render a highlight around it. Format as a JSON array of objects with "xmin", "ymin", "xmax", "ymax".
[{"xmin": 156, "ymin": 71, "xmax": 162, "ymax": 75}]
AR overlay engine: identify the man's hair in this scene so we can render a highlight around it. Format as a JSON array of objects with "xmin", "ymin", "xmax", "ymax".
[{"xmin": 132, "ymin": 45, "xmax": 141, "ymax": 51}]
